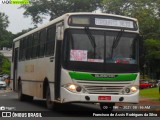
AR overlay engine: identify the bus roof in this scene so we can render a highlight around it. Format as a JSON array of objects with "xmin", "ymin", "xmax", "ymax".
[{"xmin": 13, "ymin": 12, "xmax": 138, "ymax": 42}]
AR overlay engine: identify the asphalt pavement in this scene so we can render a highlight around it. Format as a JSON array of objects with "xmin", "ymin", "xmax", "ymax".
[{"xmin": 0, "ymin": 89, "xmax": 159, "ymax": 119}]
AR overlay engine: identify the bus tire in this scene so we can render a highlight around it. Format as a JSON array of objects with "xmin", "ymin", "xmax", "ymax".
[
  {"xmin": 18, "ymin": 81, "xmax": 25, "ymax": 101},
  {"xmin": 46, "ymin": 85, "xmax": 54, "ymax": 110},
  {"xmin": 100, "ymin": 103, "xmax": 115, "ymax": 112}
]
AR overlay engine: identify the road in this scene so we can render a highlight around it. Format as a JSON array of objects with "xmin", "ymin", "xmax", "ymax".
[
  {"xmin": 0, "ymin": 90, "xmax": 101, "ymax": 114},
  {"xmin": 0, "ymin": 90, "xmax": 159, "ymax": 120}
]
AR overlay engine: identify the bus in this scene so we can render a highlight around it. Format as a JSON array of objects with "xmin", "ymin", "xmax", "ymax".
[{"xmin": 11, "ymin": 12, "xmax": 143, "ymax": 111}]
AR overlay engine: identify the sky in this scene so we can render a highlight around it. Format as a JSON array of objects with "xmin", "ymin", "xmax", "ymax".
[{"xmin": 0, "ymin": 4, "xmax": 49, "ymax": 34}]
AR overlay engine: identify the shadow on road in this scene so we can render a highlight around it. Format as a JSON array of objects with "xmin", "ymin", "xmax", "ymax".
[{"xmin": 19, "ymin": 98, "xmax": 104, "ymax": 116}]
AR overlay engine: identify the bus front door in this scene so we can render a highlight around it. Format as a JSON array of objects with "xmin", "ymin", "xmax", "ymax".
[
  {"xmin": 13, "ymin": 48, "xmax": 18, "ymax": 91},
  {"xmin": 54, "ymin": 23, "xmax": 63, "ymax": 100}
]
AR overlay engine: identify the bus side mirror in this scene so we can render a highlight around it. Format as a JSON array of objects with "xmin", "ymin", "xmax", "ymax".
[{"xmin": 56, "ymin": 25, "xmax": 64, "ymax": 40}]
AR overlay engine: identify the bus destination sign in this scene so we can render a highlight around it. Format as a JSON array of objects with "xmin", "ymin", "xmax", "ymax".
[
  {"xmin": 95, "ymin": 18, "xmax": 134, "ymax": 28},
  {"xmin": 71, "ymin": 17, "xmax": 90, "ymax": 25},
  {"xmin": 69, "ymin": 15, "xmax": 137, "ymax": 30}
]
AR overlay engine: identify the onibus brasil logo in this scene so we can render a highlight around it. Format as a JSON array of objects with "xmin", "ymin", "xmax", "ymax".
[{"xmin": 0, "ymin": 0, "xmax": 29, "ymax": 4}]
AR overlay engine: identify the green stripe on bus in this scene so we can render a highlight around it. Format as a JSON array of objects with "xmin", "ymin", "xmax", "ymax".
[{"xmin": 69, "ymin": 72, "xmax": 137, "ymax": 81}]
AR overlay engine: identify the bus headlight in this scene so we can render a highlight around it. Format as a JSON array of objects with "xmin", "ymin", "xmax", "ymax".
[
  {"xmin": 63, "ymin": 84, "xmax": 82, "ymax": 93},
  {"xmin": 130, "ymin": 86, "xmax": 137, "ymax": 92},
  {"xmin": 122, "ymin": 86, "xmax": 138, "ymax": 94},
  {"xmin": 68, "ymin": 84, "xmax": 76, "ymax": 90}
]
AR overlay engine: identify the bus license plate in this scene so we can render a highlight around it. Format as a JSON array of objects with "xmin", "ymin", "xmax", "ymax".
[{"xmin": 98, "ymin": 96, "xmax": 111, "ymax": 100}]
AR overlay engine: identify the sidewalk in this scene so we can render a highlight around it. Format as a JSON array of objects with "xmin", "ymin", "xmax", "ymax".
[
  {"xmin": 139, "ymin": 97, "xmax": 160, "ymax": 106},
  {"xmin": 115, "ymin": 96, "xmax": 160, "ymax": 111},
  {"xmin": 116, "ymin": 97, "xmax": 160, "ymax": 106}
]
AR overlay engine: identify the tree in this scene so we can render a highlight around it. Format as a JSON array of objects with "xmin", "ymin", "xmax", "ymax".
[
  {"xmin": 0, "ymin": 30, "xmax": 13, "ymax": 48},
  {"xmin": 21, "ymin": 0, "xmax": 103, "ymax": 24},
  {"xmin": 102, "ymin": 0, "xmax": 160, "ymax": 39},
  {"xmin": 13, "ymin": 27, "xmax": 36, "ymax": 39},
  {"xmin": 0, "ymin": 12, "xmax": 9, "ymax": 30},
  {"xmin": 102, "ymin": 0, "xmax": 160, "ymax": 79},
  {"xmin": 0, "ymin": 53, "xmax": 11, "ymax": 75},
  {"xmin": 144, "ymin": 39, "xmax": 160, "ymax": 79},
  {"xmin": 0, "ymin": 12, "xmax": 13, "ymax": 49}
]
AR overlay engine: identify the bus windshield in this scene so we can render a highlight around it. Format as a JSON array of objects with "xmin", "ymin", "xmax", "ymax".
[{"xmin": 63, "ymin": 29, "xmax": 139, "ymax": 73}]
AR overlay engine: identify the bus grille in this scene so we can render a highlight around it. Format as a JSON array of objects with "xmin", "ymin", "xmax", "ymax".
[{"xmin": 76, "ymin": 80, "xmax": 133, "ymax": 94}]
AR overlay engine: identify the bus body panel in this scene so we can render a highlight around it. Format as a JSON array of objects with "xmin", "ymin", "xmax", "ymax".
[
  {"xmin": 61, "ymin": 88, "xmax": 139, "ymax": 103},
  {"xmin": 18, "ymin": 56, "xmax": 55, "ymax": 98}
]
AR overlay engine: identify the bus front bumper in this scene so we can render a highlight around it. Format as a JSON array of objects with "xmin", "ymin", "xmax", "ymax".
[{"xmin": 61, "ymin": 87, "xmax": 139, "ymax": 103}]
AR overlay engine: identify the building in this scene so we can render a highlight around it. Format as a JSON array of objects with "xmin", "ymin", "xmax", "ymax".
[{"xmin": 0, "ymin": 47, "xmax": 12, "ymax": 61}]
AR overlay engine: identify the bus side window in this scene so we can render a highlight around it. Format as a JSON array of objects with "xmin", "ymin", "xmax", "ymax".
[
  {"xmin": 46, "ymin": 26, "xmax": 56, "ymax": 56},
  {"xmin": 39, "ymin": 29, "xmax": 47, "ymax": 57},
  {"xmin": 25, "ymin": 37, "xmax": 29, "ymax": 60},
  {"xmin": 26, "ymin": 35, "xmax": 32, "ymax": 60},
  {"xmin": 22, "ymin": 38, "xmax": 27, "ymax": 60},
  {"xmin": 32, "ymin": 32, "xmax": 39, "ymax": 58},
  {"xmin": 19, "ymin": 40, "xmax": 22, "ymax": 61}
]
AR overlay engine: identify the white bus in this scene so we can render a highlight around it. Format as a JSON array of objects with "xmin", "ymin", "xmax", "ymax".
[{"xmin": 11, "ymin": 13, "xmax": 143, "ymax": 111}]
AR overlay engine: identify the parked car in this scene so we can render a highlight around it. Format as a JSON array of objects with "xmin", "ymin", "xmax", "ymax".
[
  {"xmin": 149, "ymin": 81, "xmax": 157, "ymax": 88},
  {"xmin": 157, "ymin": 80, "xmax": 160, "ymax": 93},
  {"xmin": 157, "ymin": 80, "xmax": 160, "ymax": 87},
  {"xmin": 0, "ymin": 77, "xmax": 7, "ymax": 90},
  {"xmin": 139, "ymin": 80, "xmax": 152, "ymax": 89}
]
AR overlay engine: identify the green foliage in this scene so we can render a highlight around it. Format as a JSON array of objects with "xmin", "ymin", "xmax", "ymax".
[
  {"xmin": 140, "ymin": 87, "xmax": 160, "ymax": 100},
  {"xmin": 0, "ymin": 54, "xmax": 11, "ymax": 75},
  {"xmin": 102, "ymin": 0, "xmax": 160, "ymax": 40},
  {"xmin": 0, "ymin": 12, "xmax": 13, "ymax": 48},
  {"xmin": 2, "ymin": 57, "xmax": 11, "ymax": 75},
  {"xmin": 0, "ymin": 30, "xmax": 13, "ymax": 48},
  {"xmin": 0, "ymin": 12, "xmax": 12, "ymax": 75},
  {"xmin": 13, "ymin": 27, "xmax": 36, "ymax": 39},
  {"xmin": 145, "ymin": 39, "xmax": 160, "ymax": 60},
  {"xmin": 0, "ymin": 12, "xmax": 9, "ymax": 30},
  {"xmin": 144, "ymin": 39, "xmax": 160, "ymax": 79},
  {"xmin": 102, "ymin": 0, "xmax": 160, "ymax": 79},
  {"xmin": 21, "ymin": 0, "xmax": 103, "ymax": 24}
]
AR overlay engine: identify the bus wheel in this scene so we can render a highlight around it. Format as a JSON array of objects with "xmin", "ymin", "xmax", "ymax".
[
  {"xmin": 18, "ymin": 81, "xmax": 25, "ymax": 101},
  {"xmin": 100, "ymin": 103, "xmax": 115, "ymax": 112},
  {"xmin": 46, "ymin": 86, "xmax": 54, "ymax": 110}
]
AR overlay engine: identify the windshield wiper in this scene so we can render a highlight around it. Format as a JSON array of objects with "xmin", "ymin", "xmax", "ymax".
[
  {"xmin": 111, "ymin": 29, "xmax": 124, "ymax": 58},
  {"xmin": 84, "ymin": 27, "xmax": 96, "ymax": 57}
]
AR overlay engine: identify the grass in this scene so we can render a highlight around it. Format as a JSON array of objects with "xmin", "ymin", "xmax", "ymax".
[{"xmin": 140, "ymin": 87, "xmax": 160, "ymax": 100}]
